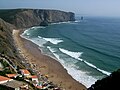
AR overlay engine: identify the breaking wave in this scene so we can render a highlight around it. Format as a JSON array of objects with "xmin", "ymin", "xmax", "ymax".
[
  {"xmin": 38, "ymin": 36, "xmax": 63, "ymax": 45},
  {"xmin": 47, "ymin": 46, "xmax": 97, "ymax": 88},
  {"xmin": 59, "ymin": 48, "xmax": 111, "ymax": 76}
]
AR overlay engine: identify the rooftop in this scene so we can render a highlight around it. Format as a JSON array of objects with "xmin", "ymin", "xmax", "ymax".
[
  {"xmin": 0, "ymin": 76, "xmax": 11, "ymax": 82},
  {"xmin": 31, "ymin": 75, "xmax": 38, "ymax": 78},
  {"xmin": 21, "ymin": 69, "xmax": 30, "ymax": 75},
  {"xmin": 6, "ymin": 74, "xmax": 17, "ymax": 78}
]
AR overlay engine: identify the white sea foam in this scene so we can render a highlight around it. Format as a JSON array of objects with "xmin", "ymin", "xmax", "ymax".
[
  {"xmin": 97, "ymin": 68, "xmax": 111, "ymax": 76},
  {"xmin": 59, "ymin": 48, "xmax": 83, "ymax": 61},
  {"xmin": 84, "ymin": 61, "xmax": 111, "ymax": 76},
  {"xmin": 47, "ymin": 46, "xmax": 57, "ymax": 53},
  {"xmin": 75, "ymin": 20, "xmax": 80, "ymax": 23},
  {"xmin": 31, "ymin": 26, "xmax": 46, "ymax": 29},
  {"xmin": 66, "ymin": 67, "xmax": 97, "ymax": 88},
  {"xmin": 38, "ymin": 36, "xmax": 64, "ymax": 45},
  {"xmin": 22, "ymin": 26, "xmax": 46, "ymax": 36},
  {"xmin": 21, "ymin": 34, "xmax": 47, "ymax": 47},
  {"xmin": 38, "ymin": 36, "xmax": 42, "ymax": 39},
  {"xmin": 47, "ymin": 46, "xmax": 97, "ymax": 88},
  {"xmin": 59, "ymin": 48, "xmax": 111, "ymax": 76},
  {"xmin": 21, "ymin": 29, "xmax": 30, "ymax": 36},
  {"xmin": 30, "ymin": 38, "xmax": 47, "ymax": 47},
  {"xmin": 51, "ymin": 21, "xmax": 71, "ymax": 25},
  {"xmin": 42, "ymin": 37, "xmax": 63, "ymax": 45}
]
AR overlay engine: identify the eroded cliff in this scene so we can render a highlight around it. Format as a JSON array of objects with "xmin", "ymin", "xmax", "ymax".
[
  {"xmin": 0, "ymin": 18, "xmax": 15, "ymax": 57},
  {"xmin": 0, "ymin": 18, "xmax": 24, "ymax": 68},
  {"xmin": 0, "ymin": 9, "xmax": 75, "ymax": 28},
  {"xmin": 88, "ymin": 69, "xmax": 120, "ymax": 90}
]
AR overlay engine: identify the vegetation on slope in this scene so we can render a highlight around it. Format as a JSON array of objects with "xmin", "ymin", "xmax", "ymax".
[
  {"xmin": 0, "ymin": 9, "xmax": 75, "ymax": 28},
  {"xmin": 0, "ymin": 18, "xmax": 24, "ymax": 68}
]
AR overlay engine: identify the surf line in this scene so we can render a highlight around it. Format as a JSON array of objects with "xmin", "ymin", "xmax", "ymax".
[{"xmin": 59, "ymin": 48, "xmax": 111, "ymax": 76}]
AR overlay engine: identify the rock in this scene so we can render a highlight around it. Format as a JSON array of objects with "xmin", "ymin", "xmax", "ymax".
[
  {"xmin": 40, "ymin": 21, "xmax": 48, "ymax": 26},
  {"xmin": 0, "ymin": 9, "xmax": 75, "ymax": 28},
  {"xmin": 0, "ymin": 18, "xmax": 16, "ymax": 57},
  {"xmin": 88, "ymin": 69, "xmax": 120, "ymax": 90}
]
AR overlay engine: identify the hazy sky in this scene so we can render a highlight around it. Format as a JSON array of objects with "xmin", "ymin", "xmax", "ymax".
[{"xmin": 1, "ymin": 0, "xmax": 120, "ymax": 17}]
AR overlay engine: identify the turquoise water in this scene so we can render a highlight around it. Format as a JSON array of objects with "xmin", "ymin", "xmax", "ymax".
[{"xmin": 21, "ymin": 17, "xmax": 120, "ymax": 87}]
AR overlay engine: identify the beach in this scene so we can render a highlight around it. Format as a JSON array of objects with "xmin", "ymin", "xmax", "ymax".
[{"xmin": 13, "ymin": 29, "xmax": 87, "ymax": 90}]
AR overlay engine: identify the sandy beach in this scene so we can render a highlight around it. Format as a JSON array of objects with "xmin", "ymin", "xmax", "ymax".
[{"xmin": 13, "ymin": 29, "xmax": 87, "ymax": 90}]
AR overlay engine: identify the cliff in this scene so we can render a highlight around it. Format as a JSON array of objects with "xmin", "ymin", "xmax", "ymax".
[
  {"xmin": 0, "ymin": 8, "xmax": 75, "ymax": 69},
  {"xmin": 0, "ymin": 9, "xmax": 75, "ymax": 28},
  {"xmin": 88, "ymin": 69, "xmax": 120, "ymax": 90},
  {"xmin": 0, "ymin": 18, "xmax": 15, "ymax": 57},
  {"xmin": 0, "ymin": 18, "xmax": 24, "ymax": 68}
]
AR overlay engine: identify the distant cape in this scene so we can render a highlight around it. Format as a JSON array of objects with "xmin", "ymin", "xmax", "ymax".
[{"xmin": 0, "ymin": 9, "xmax": 75, "ymax": 28}]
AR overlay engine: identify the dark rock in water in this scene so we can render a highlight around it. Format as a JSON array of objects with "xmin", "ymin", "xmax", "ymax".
[
  {"xmin": 88, "ymin": 69, "xmax": 120, "ymax": 90},
  {"xmin": 0, "ymin": 9, "xmax": 75, "ymax": 28},
  {"xmin": 40, "ymin": 21, "xmax": 48, "ymax": 26},
  {"xmin": 81, "ymin": 16, "xmax": 83, "ymax": 20}
]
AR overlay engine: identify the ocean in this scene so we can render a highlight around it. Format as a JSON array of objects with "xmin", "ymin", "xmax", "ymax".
[{"xmin": 21, "ymin": 16, "xmax": 120, "ymax": 88}]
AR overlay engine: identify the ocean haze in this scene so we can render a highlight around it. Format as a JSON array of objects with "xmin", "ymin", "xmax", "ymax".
[{"xmin": 0, "ymin": 0, "xmax": 120, "ymax": 17}]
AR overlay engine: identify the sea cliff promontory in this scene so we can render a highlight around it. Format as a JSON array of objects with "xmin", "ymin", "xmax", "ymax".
[
  {"xmin": 0, "ymin": 9, "xmax": 75, "ymax": 28},
  {"xmin": 88, "ymin": 69, "xmax": 120, "ymax": 90}
]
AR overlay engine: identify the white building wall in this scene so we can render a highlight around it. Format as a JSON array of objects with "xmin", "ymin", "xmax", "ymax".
[{"xmin": 15, "ymin": 87, "xmax": 20, "ymax": 90}]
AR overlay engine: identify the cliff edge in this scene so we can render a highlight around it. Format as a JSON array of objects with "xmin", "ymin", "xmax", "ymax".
[
  {"xmin": 88, "ymin": 69, "xmax": 120, "ymax": 90},
  {"xmin": 0, "ymin": 9, "xmax": 75, "ymax": 28}
]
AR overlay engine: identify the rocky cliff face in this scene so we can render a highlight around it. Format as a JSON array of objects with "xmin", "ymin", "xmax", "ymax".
[
  {"xmin": 0, "ymin": 18, "xmax": 16, "ymax": 57},
  {"xmin": 0, "ymin": 9, "xmax": 75, "ymax": 28},
  {"xmin": 88, "ymin": 69, "xmax": 120, "ymax": 90},
  {"xmin": 0, "ymin": 18, "xmax": 24, "ymax": 68}
]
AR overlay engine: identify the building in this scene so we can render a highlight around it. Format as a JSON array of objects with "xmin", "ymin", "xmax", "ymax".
[
  {"xmin": 0, "ymin": 76, "xmax": 13, "ymax": 84},
  {"xmin": 0, "ymin": 76, "xmax": 28, "ymax": 90},
  {"xmin": 6, "ymin": 74, "xmax": 17, "ymax": 78},
  {"xmin": 20, "ymin": 69, "xmax": 30, "ymax": 76},
  {"xmin": 31, "ymin": 75, "xmax": 39, "ymax": 83}
]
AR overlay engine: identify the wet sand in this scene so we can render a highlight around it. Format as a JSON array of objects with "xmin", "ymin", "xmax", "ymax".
[{"xmin": 13, "ymin": 29, "xmax": 87, "ymax": 90}]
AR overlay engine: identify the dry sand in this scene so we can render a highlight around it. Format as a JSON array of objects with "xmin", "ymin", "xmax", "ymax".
[{"xmin": 13, "ymin": 29, "xmax": 87, "ymax": 90}]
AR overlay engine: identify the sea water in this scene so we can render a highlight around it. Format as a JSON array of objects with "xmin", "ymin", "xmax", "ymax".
[{"xmin": 21, "ymin": 16, "xmax": 120, "ymax": 88}]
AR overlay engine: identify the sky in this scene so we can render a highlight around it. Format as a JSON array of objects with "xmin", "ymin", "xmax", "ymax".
[{"xmin": 1, "ymin": 0, "xmax": 120, "ymax": 17}]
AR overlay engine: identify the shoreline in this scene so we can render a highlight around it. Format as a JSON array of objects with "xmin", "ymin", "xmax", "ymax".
[{"xmin": 13, "ymin": 29, "xmax": 87, "ymax": 90}]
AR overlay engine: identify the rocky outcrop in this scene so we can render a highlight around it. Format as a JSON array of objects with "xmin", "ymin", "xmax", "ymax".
[
  {"xmin": 0, "ymin": 9, "xmax": 75, "ymax": 28},
  {"xmin": 88, "ymin": 69, "xmax": 120, "ymax": 90}
]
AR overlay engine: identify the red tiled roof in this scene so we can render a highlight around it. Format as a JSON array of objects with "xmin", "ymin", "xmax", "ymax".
[
  {"xmin": 6, "ymin": 74, "xmax": 17, "ymax": 78},
  {"xmin": 21, "ymin": 69, "xmax": 30, "ymax": 74},
  {"xmin": 36, "ymin": 86, "xmax": 42, "ymax": 89},
  {"xmin": 0, "ymin": 76, "xmax": 11, "ymax": 81},
  {"xmin": 31, "ymin": 75, "xmax": 38, "ymax": 78}
]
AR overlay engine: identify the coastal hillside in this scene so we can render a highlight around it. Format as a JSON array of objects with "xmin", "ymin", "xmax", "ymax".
[
  {"xmin": 88, "ymin": 69, "xmax": 120, "ymax": 90},
  {"xmin": 0, "ymin": 18, "xmax": 16, "ymax": 57},
  {"xmin": 0, "ymin": 9, "xmax": 75, "ymax": 28},
  {"xmin": 0, "ymin": 18, "xmax": 24, "ymax": 68}
]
